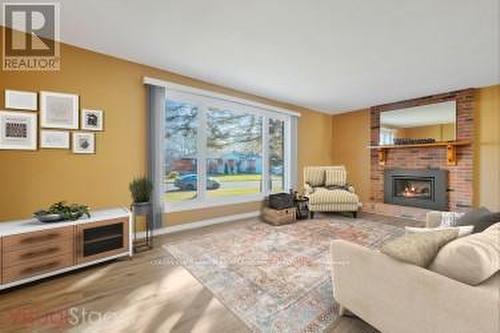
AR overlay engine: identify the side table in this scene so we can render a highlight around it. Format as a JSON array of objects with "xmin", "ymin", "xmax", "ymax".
[
  {"xmin": 295, "ymin": 197, "xmax": 310, "ymax": 220},
  {"xmin": 131, "ymin": 203, "xmax": 153, "ymax": 252}
]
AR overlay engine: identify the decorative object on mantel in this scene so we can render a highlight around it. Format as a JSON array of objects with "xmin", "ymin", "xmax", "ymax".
[
  {"xmin": 40, "ymin": 91, "xmax": 79, "ymax": 129},
  {"xmin": 5, "ymin": 90, "xmax": 37, "ymax": 111},
  {"xmin": 129, "ymin": 177, "xmax": 154, "ymax": 251},
  {"xmin": 394, "ymin": 137, "xmax": 436, "ymax": 145},
  {"xmin": 33, "ymin": 201, "xmax": 91, "ymax": 223},
  {"xmin": 0, "ymin": 111, "xmax": 37, "ymax": 150}
]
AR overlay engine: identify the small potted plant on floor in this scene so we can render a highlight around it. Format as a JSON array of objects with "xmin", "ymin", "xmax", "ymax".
[{"xmin": 129, "ymin": 176, "xmax": 153, "ymax": 214}]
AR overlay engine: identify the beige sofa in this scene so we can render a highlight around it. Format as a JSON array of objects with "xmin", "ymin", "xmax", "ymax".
[
  {"xmin": 304, "ymin": 166, "xmax": 361, "ymax": 218},
  {"xmin": 330, "ymin": 212, "xmax": 500, "ymax": 333}
]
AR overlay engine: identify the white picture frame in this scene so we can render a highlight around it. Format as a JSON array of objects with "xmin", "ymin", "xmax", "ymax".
[
  {"xmin": 0, "ymin": 111, "xmax": 37, "ymax": 150},
  {"xmin": 40, "ymin": 91, "xmax": 79, "ymax": 129},
  {"xmin": 5, "ymin": 90, "xmax": 38, "ymax": 111},
  {"xmin": 72, "ymin": 132, "xmax": 95, "ymax": 154},
  {"xmin": 40, "ymin": 130, "xmax": 70, "ymax": 149},
  {"xmin": 81, "ymin": 109, "xmax": 104, "ymax": 131}
]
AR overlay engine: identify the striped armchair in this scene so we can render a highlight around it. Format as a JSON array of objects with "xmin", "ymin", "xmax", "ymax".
[{"xmin": 304, "ymin": 166, "xmax": 361, "ymax": 218}]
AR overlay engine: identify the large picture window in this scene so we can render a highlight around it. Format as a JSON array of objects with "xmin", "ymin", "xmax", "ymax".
[{"xmin": 163, "ymin": 88, "xmax": 293, "ymax": 210}]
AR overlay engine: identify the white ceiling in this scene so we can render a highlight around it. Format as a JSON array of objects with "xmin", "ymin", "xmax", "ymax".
[
  {"xmin": 380, "ymin": 101, "xmax": 456, "ymax": 128},
  {"xmin": 7, "ymin": 0, "xmax": 500, "ymax": 114}
]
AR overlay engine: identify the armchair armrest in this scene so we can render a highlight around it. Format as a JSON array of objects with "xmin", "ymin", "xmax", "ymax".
[
  {"xmin": 304, "ymin": 183, "xmax": 314, "ymax": 195},
  {"xmin": 346, "ymin": 183, "xmax": 356, "ymax": 193}
]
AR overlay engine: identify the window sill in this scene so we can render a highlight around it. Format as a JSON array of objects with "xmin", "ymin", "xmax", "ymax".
[{"xmin": 163, "ymin": 194, "xmax": 264, "ymax": 213}]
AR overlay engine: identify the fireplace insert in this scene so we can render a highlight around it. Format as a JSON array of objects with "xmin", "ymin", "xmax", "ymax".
[{"xmin": 384, "ymin": 169, "xmax": 448, "ymax": 210}]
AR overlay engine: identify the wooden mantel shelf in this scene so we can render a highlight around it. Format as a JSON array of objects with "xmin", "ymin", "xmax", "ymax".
[
  {"xmin": 368, "ymin": 140, "xmax": 472, "ymax": 166},
  {"xmin": 367, "ymin": 140, "xmax": 471, "ymax": 150}
]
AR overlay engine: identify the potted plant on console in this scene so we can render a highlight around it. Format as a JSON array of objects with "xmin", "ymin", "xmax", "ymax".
[
  {"xmin": 34, "ymin": 201, "xmax": 90, "ymax": 222},
  {"xmin": 129, "ymin": 176, "xmax": 153, "ymax": 251}
]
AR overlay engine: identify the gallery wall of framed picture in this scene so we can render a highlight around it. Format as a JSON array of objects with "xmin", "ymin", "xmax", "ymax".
[{"xmin": 1, "ymin": 89, "xmax": 104, "ymax": 154}]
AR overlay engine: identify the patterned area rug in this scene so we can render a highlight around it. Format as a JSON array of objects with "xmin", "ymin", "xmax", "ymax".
[{"xmin": 165, "ymin": 217, "xmax": 404, "ymax": 333}]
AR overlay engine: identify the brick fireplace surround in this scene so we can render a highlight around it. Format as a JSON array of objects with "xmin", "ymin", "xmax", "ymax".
[{"xmin": 365, "ymin": 89, "xmax": 475, "ymax": 220}]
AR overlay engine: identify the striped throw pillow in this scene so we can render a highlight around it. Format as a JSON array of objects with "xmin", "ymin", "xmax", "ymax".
[{"xmin": 325, "ymin": 168, "xmax": 347, "ymax": 187}]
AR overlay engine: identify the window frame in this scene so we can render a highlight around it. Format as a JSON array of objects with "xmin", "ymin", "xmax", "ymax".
[{"xmin": 164, "ymin": 88, "xmax": 293, "ymax": 213}]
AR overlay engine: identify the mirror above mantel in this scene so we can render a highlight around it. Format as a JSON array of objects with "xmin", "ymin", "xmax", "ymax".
[{"xmin": 379, "ymin": 101, "xmax": 456, "ymax": 145}]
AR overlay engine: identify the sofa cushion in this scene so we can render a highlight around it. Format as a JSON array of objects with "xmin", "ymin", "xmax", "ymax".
[
  {"xmin": 429, "ymin": 223, "xmax": 500, "ymax": 285},
  {"xmin": 405, "ymin": 225, "xmax": 474, "ymax": 238},
  {"xmin": 455, "ymin": 207, "xmax": 491, "ymax": 232},
  {"xmin": 381, "ymin": 229, "xmax": 458, "ymax": 267},
  {"xmin": 304, "ymin": 167, "xmax": 325, "ymax": 187},
  {"xmin": 307, "ymin": 187, "xmax": 358, "ymax": 205},
  {"xmin": 474, "ymin": 212, "xmax": 500, "ymax": 232},
  {"xmin": 325, "ymin": 167, "xmax": 347, "ymax": 187},
  {"xmin": 439, "ymin": 211, "xmax": 465, "ymax": 227}
]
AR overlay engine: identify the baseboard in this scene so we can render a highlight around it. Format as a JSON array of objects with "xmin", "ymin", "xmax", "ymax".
[{"xmin": 136, "ymin": 211, "xmax": 260, "ymax": 239}]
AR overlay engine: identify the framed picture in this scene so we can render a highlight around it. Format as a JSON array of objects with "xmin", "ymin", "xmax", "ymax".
[
  {"xmin": 5, "ymin": 90, "xmax": 37, "ymax": 111},
  {"xmin": 40, "ymin": 130, "xmax": 70, "ymax": 149},
  {"xmin": 0, "ymin": 111, "xmax": 37, "ymax": 150},
  {"xmin": 72, "ymin": 132, "xmax": 95, "ymax": 154},
  {"xmin": 81, "ymin": 109, "xmax": 103, "ymax": 131},
  {"xmin": 40, "ymin": 91, "xmax": 79, "ymax": 129}
]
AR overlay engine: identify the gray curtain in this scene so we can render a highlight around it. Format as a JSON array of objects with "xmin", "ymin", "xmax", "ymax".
[
  {"xmin": 290, "ymin": 116, "xmax": 299, "ymax": 190},
  {"xmin": 146, "ymin": 84, "xmax": 165, "ymax": 229}
]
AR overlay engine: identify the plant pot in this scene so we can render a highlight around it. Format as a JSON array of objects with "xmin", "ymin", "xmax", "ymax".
[{"xmin": 132, "ymin": 202, "xmax": 151, "ymax": 215}]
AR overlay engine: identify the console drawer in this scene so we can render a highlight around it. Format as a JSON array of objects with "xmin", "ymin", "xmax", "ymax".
[
  {"xmin": 3, "ymin": 240, "xmax": 74, "ymax": 268},
  {"xmin": 3, "ymin": 253, "xmax": 73, "ymax": 283},
  {"xmin": 3, "ymin": 226, "xmax": 73, "ymax": 252}
]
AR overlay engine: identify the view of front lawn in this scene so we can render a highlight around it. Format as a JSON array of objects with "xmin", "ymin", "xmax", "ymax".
[
  {"xmin": 209, "ymin": 174, "xmax": 262, "ymax": 182},
  {"xmin": 164, "ymin": 173, "xmax": 284, "ymax": 202}
]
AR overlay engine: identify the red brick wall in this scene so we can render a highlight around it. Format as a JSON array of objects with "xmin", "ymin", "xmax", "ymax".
[{"xmin": 370, "ymin": 89, "xmax": 475, "ymax": 211}]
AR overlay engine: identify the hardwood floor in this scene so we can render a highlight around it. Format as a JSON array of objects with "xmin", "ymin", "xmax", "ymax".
[{"xmin": 0, "ymin": 213, "xmax": 416, "ymax": 332}]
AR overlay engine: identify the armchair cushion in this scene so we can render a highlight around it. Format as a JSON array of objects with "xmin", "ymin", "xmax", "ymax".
[
  {"xmin": 325, "ymin": 167, "xmax": 347, "ymax": 187},
  {"xmin": 304, "ymin": 167, "xmax": 325, "ymax": 187},
  {"xmin": 308, "ymin": 187, "xmax": 358, "ymax": 205}
]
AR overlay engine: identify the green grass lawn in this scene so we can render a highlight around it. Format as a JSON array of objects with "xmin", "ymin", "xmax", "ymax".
[
  {"xmin": 164, "ymin": 173, "xmax": 284, "ymax": 202},
  {"xmin": 164, "ymin": 187, "xmax": 259, "ymax": 201},
  {"xmin": 210, "ymin": 174, "xmax": 261, "ymax": 182}
]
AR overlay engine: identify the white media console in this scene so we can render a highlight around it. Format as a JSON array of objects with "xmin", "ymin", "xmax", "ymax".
[{"xmin": 0, "ymin": 207, "xmax": 132, "ymax": 290}]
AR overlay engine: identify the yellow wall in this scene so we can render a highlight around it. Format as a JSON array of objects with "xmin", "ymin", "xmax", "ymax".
[
  {"xmin": 332, "ymin": 85, "xmax": 500, "ymax": 210},
  {"xmin": 0, "ymin": 29, "xmax": 335, "ymax": 224},
  {"xmin": 475, "ymin": 85, "xmax": 500, "ymax": 210},
  {"xmin": 331, "ymin": 109, "xmax": 371, "ymax": 203}
]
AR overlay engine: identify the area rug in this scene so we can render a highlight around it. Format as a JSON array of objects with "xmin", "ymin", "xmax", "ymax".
[{"xmin": 165, "ymin": 217, "xmax": 404, "ymax": 333}]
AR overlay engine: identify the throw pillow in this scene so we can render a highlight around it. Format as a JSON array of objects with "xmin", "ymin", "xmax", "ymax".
[
  {"xmin": 405, "ymin": 225, "xmax": 473, "ymax": 238},
  {"xmin": 440, "ymin": 212, "xmax": 465, "ymax": 227},
  {"xmin": 381, "ymin": 229, "xmax": 458, "ymax": 267},
  {"xmin": 305, "ymin": 168, "xmax": 325, "ymax": 187},
  {"xmin": 430, "ymin": 223, "xmax": 500, "ymax": 285},
  {"xmin": 474, "ymin": 212, "xmax": 500, "ymax": 232},
  {"xmin": 455, "ymin": 207, "xmax": 491, "ymax": 231},
  {"xmin": 325, "ymin": 168, "xmax": 347, "ymax": 187}
]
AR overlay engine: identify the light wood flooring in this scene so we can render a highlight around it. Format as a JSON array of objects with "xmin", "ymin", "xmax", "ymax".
[{"xmin": 0, "ymin": 213, "xmax": 419, "ymax": 333}]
